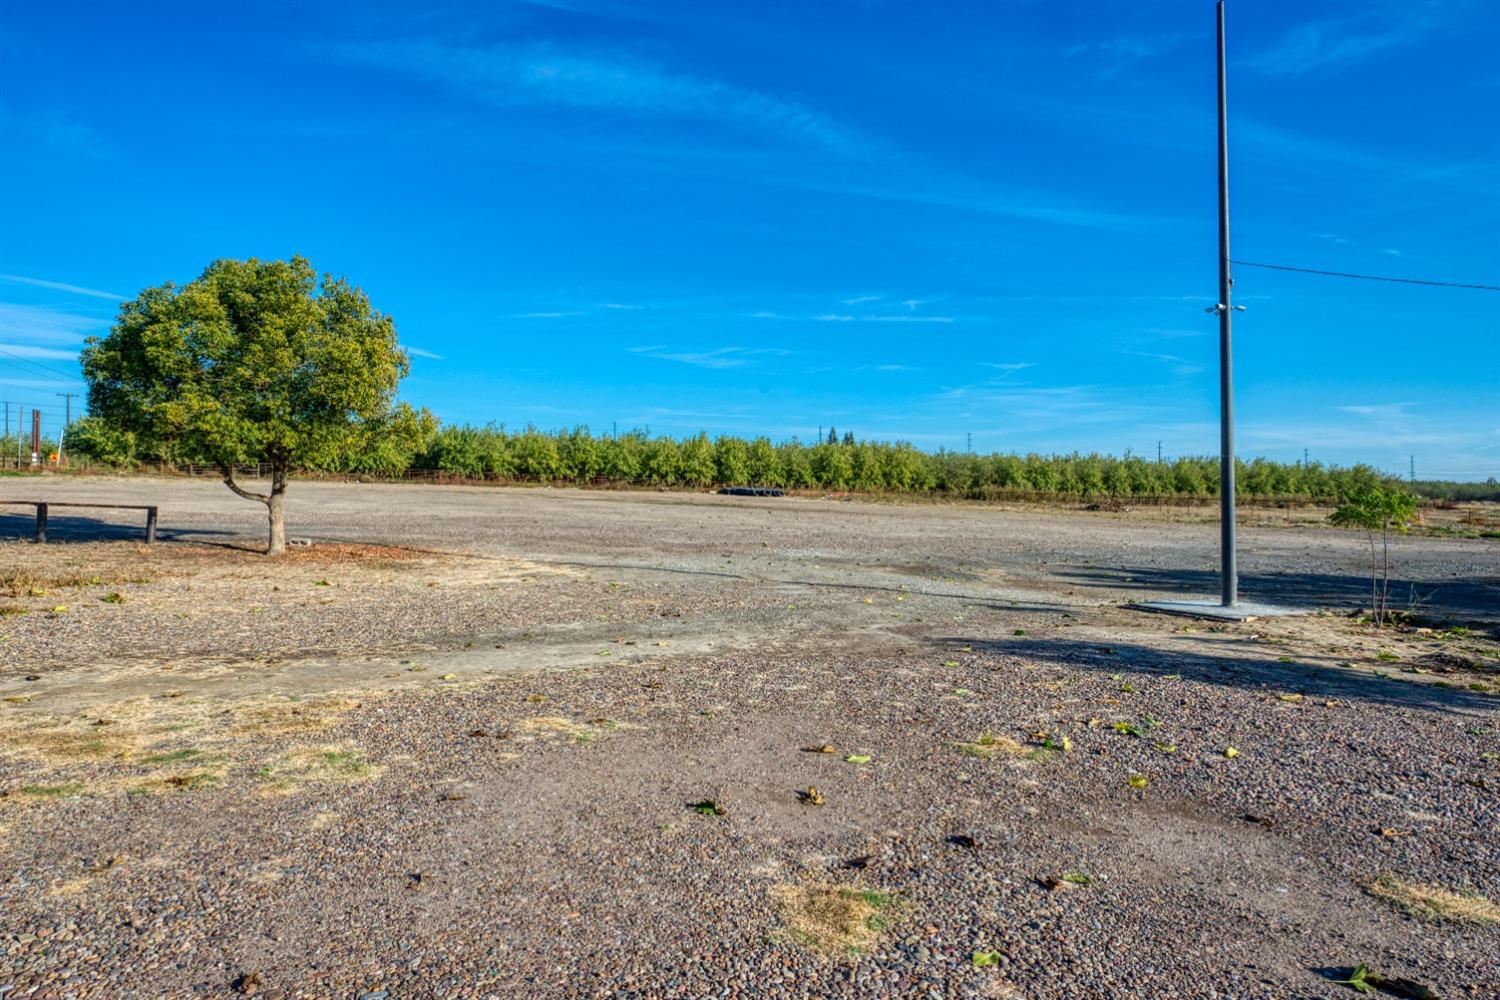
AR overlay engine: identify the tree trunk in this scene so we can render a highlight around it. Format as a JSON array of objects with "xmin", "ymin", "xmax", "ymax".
[
  {"xmin": 1380, "ymin": 522, "xmax": 1392, "ymax": 624},
  {"xmin": 266, "ymin": 489, "xmax": 287, "ymax": 556},
  {"xmin": 221, "ymin": 463, "xmax": 289, "ymax": 556}
]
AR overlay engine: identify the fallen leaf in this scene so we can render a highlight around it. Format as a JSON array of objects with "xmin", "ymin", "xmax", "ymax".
[
  {"xmin": 1224, "ymin": 747, "xmax": 1240, "ymax": 759},
  {"xmin": 844, "ymin": 754, "xmax": 871, "ymax": 765},
  {"xmin": 1332, "ymin": 964, "xmax": 1377, "ymax": 994},
  {"xmin": 972, "ymin": 950, "xmax": 1003, "ymax": 969},
  {"xmin": 688, "ymin": 799, "xmax": 725, "ymax": 816},
  {"xmin": 1127, "ymin": 774, "xmax": 1149, "ymax": 789},
  {"xmin": 798, "ymin": 786, "xmax": 825, "ymax": 806},
  {"xmin": 802, "ymin": 744, "xmax": 837, "ymax": 754}
]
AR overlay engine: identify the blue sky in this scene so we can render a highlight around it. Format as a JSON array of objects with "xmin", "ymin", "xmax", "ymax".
[{"xmin": 2, "ymin": 0, "xmax": 1497, "ymax": 478}]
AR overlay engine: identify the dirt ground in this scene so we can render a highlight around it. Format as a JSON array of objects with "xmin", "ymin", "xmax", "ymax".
[{"xmin": 1, "ymin": 479, "xmax": 1497, "ymax": 999}]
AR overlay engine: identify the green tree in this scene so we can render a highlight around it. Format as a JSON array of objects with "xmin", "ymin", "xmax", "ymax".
[
  {"xmin": 714, "ymin": 434, "xmax": 750, "ymax": 486},
  {"xmin": 513, "ymin": 428, "xmax": 562, "ymax": 480},
  {"xmin": 745, "ymin": 436, "xmax": 781, "ymax": 486},
  {"xmin": 1330, "ymin": 487, "xmax": 1419, "ymax": 627},
  {"xmin": 62, "ymin": 415, "xmax": 138, "ymax": 467},
  {"xmin": 81, "ymin": 257, "xmax": 411, "ymax": 554},
  {"xmin": 680, "ymin": 432, "xmax": 717, "ymax": 486},
  {"xmin": 642, "ymin": 436, "xmax": 682, "ymax": 484}
]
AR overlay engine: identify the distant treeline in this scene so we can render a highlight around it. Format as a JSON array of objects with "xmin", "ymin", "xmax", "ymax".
[
  {"xmin": 1409, "ymin": 479, "xmax": 1500, "ymax": 503},
  {"xmin": 56, "ymin": 418, "xmax": 1450, "ymax": 501}
]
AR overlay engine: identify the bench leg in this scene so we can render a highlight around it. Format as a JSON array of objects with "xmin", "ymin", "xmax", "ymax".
[
  {"xmin": 145, "ymin": 507, "xmax": 157, "ymax": 544},
  {"xmin": 35, "ymin": 503, "xmax": 47, "ymax": 544}
]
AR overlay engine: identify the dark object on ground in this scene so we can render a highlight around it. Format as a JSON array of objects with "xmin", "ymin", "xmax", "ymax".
[
  {"xmin": 1, "ymin": 499, "xmax": 158, "ymax": 544},
  {"xmin": 718, "ymin": 486, "xmax": 785, "ymax": 497}
]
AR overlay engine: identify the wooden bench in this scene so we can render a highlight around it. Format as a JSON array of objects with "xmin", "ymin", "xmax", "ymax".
[{"xmin": 0, "ymin": 501, "xmax": 159, "ymax": 544}]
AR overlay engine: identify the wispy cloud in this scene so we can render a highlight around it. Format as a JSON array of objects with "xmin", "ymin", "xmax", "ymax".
[
  {"xmin": 840, "ymin": 294, "xmax": 882, "ymax": 305},
  {"xmin": 0, "ymin": 375, "xmax": 79, "ymax": 391},
  {"xmin": 0, "ymin": 343, "xmax": 80, "ymax": 361},
  {"xmin": 327, "ymin": 38, "xmax": 860, "ymax": 151},
  {"xmin": 0, "ymin": 273, "xmax": 125, "ymax": 301},
  {"xmin": 1065, "ymin": 33, "xmax": 1194, "ymax": 78},
  {"xmin": 1339, "ymin": 402, "xmax": 1414, "ymax": 418},
  {"xmin": 811, "ymin": 313, "xmax": 953, "ymax": 324},
  {"xmin": 511, "ymin": 310, "xmax": 585, "ymax": 319},
  {"xmin": 0, "ymin": 302, "xmax": 109, "ymax": 344},
  {"xmin": 1118, "ymin": 349, "xmax": 1204, "ymax": 378},
  {"xmin": 405, "ymin": 346, "xmax": 444, "ymax": 360},
  {"xmin": 628, "ymin": 344, "xmax": 789, "ymax": 369},
  {"xmin": 601, "ymin": 302, "xmax": 643, "ymax": 310},
  {"xmin": 1248, "ymin": 5, "xmax": 1474, "ymax": 78}
]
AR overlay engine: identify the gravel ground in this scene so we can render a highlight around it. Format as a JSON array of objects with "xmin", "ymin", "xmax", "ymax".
[{"xmin": 0, "ymin": 479, "xmax": 1497, "ymax": 999}]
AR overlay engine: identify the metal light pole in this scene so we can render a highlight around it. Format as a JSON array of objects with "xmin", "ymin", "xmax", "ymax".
[{"xmin": 1213, "ymin": 0, "xmax": 1238, "ymax": 607}]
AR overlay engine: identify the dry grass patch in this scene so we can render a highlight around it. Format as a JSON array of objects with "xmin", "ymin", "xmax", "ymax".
[
  {"xmin": 126, "ymin": 768, "xmax": 224, "ymax": 796},
  {"xmin": 15, "ymin": 781, "xmax": 87, "ymax": 798},
  {"xmin": 256, "ymin": 746, "xmax": 381, "ymax": 793},
  {"xmin": 947, "ymin": 732, "xmax": 1033, "ymax": 760},
  {"xmin": 0, "ymin": 566, "xmax": 154, "ymax": 598},
  {"xmin": 229, "ymin": 696, "xmax": 363, "ymax": 737},
  {"xmin": 771, "ymin": 882, "xmax": 898, "ymax": 955},
  {"xmin": 517, "ymin": 715, "xmax": 635, "ymax": 744},
  {"xmin": 0, "ymin": 718, "xmax": 145, "ymax": 764},
  {"xmin": 1367, "ymin": 875, "xmax": 1500, "ymax": 925}
]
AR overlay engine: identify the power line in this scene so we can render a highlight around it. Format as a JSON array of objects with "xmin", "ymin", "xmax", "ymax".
[
  {"xmin": 0, "ymin": 347, "xmax": 83, "ymax": 381},
  {"xmin": 1231, "ymin": 259, "xmax": 1500, "ymax": 292}
]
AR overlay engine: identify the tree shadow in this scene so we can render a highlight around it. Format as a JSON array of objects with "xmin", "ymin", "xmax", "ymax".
[
  {"xmin": 0, "ymin": 510, "xmax": 224, "ymax": 545},
  {"xmin": 931, "ymin": 632, "xmax": 1499, "ymax": 715},
  {"xmin": 1055, "ymin": 564, "xmax": 1500, "ymax": 626}
]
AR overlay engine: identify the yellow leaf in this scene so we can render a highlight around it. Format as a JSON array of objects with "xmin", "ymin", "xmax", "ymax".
[
  {"xmin": 1127, "ymin": 774, "xmax": 1149, "ymax": 789},
  {"xmin": 1224, "ymin": 747, "xmax": 1240, "ymax": 759}
]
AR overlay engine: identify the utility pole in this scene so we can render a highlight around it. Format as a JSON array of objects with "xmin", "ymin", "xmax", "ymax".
[
  {"xmin": 966, "ymin": 432, "xmax": 972, "ymax": 454},
  {"xmin": 31, "ymin": 409, "xmax": 42, "ymax": 466},
  {"xmin": 1409, "ymin": 455, "xmax": 1415, "ymax": 483},
  {"xmin": 1211, "ymin": 0, "xmax": 1240, "ymax": 608},
  {"xmin": 56, "ymin": 392, "xmax": 77, "ymax": 465},
  {"xmin": 1303, "ymin": 447, "xmax": 1309, "ymax": 466},
  {"xmin": 1157, "ymin": 440, "xmax": 1163, "ymax": 464}
]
